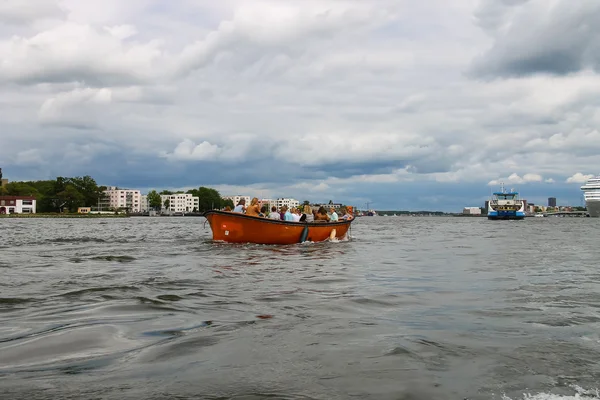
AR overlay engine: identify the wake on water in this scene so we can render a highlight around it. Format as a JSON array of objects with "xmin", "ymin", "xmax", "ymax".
[{"xmin": 502, "ymin": 386, "xmax": 600, "ymax": 400}]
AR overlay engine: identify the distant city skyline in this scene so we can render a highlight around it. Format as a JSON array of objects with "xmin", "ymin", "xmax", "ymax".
[{"xmin": 0, "ymin": 1, "xmax": 598, "ymax": 212}]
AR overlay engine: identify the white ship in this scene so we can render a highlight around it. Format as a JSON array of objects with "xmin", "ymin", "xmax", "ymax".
[{"xmin": 581, "ymin": 175, "xmax": 600, "ymax": 217}]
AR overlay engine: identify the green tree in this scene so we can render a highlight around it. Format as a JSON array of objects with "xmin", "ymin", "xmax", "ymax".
[
  {"xmin": 147, "ymin": 190, "xmax": 162, "ymax": 211},
  {"xmin": 4, "ymin": 182, "xmax": 39, "ymax": 196},
  {"xmin": 56, "ymin": 184, "xmax": 85, "ymax": 212},
  {"xmin": 163, "ymin": 198, "xmax": 171, "ymax": 211},
  {"xmin": 302, "ymin": 200, "xmax": 310, "ymax": 206},
  {"xmin": 222, "ymin": 198, "xmax": 234, "ymax": 209},
  {"xmin": 160, "ymin": 190, "xmax": 173, "ymax": 195},
  {"xmin": 67, "ymin": 175, "xmax": 103, "ymax": 207}
]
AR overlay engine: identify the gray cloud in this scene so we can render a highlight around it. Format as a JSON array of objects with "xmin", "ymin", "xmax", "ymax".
[
  {"xmin": 0, "ymin": 0, "xmax": 597, "ymax": 211},
  {"xmin": 471, "ymin": 0, "xmax": 600, "ymax": 77}
]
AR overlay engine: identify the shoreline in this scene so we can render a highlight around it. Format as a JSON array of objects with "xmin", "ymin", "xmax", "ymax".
[{"xmin": 0, "ymin": 214, "xmax": 130, "ymax": 218}]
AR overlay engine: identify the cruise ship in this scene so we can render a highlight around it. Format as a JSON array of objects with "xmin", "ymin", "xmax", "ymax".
[{"xmin": 581, "ymin": 175, "xmax": 600, "ymax": 217}]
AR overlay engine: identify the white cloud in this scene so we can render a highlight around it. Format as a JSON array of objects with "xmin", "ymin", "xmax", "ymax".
[
  {"xmin": 488, "ymin": 173, "xmax": 544, "ymax": 186},
  {"xmin": 162, "ymin": 139, "xmax": 222, "ymax": 161},
  {"xmin": 566, "ymin": 173, "xmax": 594, "ymax": 184}
]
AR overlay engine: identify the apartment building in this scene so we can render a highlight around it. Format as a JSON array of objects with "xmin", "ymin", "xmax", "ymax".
[
  {"xmin": 103, "ymin": 186, "xmax": 142, "ymax": 213},
  {"xmin": 274, "ymin": 198, "xmax": 300, "ymax": 209},
  {"xmin": 160, "ymin": 193, "xmax": 199, "ymax": 213}
]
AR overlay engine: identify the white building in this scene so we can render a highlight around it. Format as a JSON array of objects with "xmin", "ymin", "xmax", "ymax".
[
  {"xmin": 104, "ymin": 186, "xmax": 142, "ymax": 213},
  {"xmin": 463, "ymin": 207, "xmax": 482, "ymax": 215},
  {"xmin": 275, "ymin": 198, "xmax": 300, "ymax": 210},
  {"xmin": 140, "ymin": 195, "xmax": 149, "ymax": 212},
  {"xmin": 0, "ymin": 196, "xmax": 36, "ymax": 214},
  {"xmin": 223, "ymin": 195, "xmax": 251, "ymax": 207},
  {"xmin": 160, "ymin": 193, "xmax": 199, "ymax": 213}
]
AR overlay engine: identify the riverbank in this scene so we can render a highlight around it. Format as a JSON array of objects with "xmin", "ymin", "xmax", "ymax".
[{"xmin": 0, "ymin": 213, "xmax": 129, "ymax": 218}]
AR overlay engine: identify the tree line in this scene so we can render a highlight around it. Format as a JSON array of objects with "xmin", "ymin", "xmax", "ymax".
[{"xmin": 0, "ymin": 176, "xmax": 234, "ymax": 213}]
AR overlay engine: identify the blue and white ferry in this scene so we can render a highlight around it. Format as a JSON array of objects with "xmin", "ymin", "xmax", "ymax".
[{"xmin": 487, "ymin": 183, "xmax": 525, "ymax": 220}]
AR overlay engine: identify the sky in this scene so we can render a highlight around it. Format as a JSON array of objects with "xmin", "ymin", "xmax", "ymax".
[{"xmin": 0, "ymin": 0, "xmax": 599, "ymax": 211}]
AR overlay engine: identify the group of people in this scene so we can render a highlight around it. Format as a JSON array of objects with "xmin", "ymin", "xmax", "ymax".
[{"xmin": 224, "ymin": 198, "xmax": 353, "ymax": 222}]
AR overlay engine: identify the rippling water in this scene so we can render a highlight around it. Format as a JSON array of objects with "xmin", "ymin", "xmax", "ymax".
[{"xmin": 1, "ymin": 216, "xmax": 599, "ymax": 399}]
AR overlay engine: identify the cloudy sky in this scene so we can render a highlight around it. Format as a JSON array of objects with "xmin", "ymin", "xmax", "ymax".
[{"xmin": 1, "ymin": 0, "xmax": 598, "ymax": 211}]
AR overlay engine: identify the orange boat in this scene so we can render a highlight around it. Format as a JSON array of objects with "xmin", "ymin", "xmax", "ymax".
[{"xmin": 203, "ymin": 210, "xmax": 354, "ymax": 244}]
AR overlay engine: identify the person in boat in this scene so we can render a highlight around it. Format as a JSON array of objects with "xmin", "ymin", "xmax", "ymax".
[
  {"xmin": 314, "ymin": 206, "xmax": 330, "ymax": 222},
  {"xmin": 279, "ymin": 207, "xmax": 286, "ymax": 220},
  {"xmin": 340, "ymin": 206, "xmax": 353, "ymax": 220},
  {"xmin": 224, "ymin": 206, "xmax": 232, "ymax": 212},
  {"xmin": 291, "ymin": 208, "xmax": 301, "ymax": 222},
  {"xmin": 245, "ymin": 197, "xmax": 261, "ymax": 217},
  {"xmin": 268, "ymin": 206, "xmax": 280, "ymax": 220},
  {"xmin": 301, "ymin": 205, "xmax": 314, "ymax": 222},
  {"xmin": 283, "ymin": 206, "xmax": 294, "ymax": 221},
  {"xmin": 259, "ymin": 205, "xmax": 268, "ymax": 217},
  {"xmin": 329, "ymin": 207, "xmax": 339, "ymax": 222},
  {"xmin": 233, "ymin": 198, "xmax": 246, "ymax": 213}
]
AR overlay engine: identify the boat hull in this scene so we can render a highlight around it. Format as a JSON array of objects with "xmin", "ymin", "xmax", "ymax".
[
  {"xmin": 203, "ymin": 210, "xmax": 353, "ymax": 244},
  {"xmin": 586, "ymin": 200, "xmax": 600, "ymax": 217},
  {"xmin": 487, "ymin": 213, "xmax": 525, "ymax": 220}
]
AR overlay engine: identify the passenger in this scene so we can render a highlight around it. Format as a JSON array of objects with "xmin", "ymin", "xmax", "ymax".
[
  {"xmin": 279, "ymin": 207, "xmax": 286, "ymax": 220},
  {"xmin": 245, "ymin": 197, "xmax": 261, "ymax": 217},
  {"xmin": 314, "ymin": 206, "xmax": 330, "ymax": 222},
  {"xmin": 268, "ymin": 206, "xmax": 281, "ymax": 220},
  {"xmin": 224, "ymin": 206, "xmax": 232, "ymax": 211},
  {"xmin": 291, "ymin": 208, "xmax": 301, "ymax": 222},
  {"xmin": 340, "ymin": 206, "xmax": 353, "ymax": 220},
  {"xmin": 283, "ymin": 206, "xmax": 294, "ymax": 221},
  {"xmin": 259, "ymin": 205, "xmax": 268, "ymax": 217},
  {"xmin": 329, "ymin": 207, "xmax": 339, "ymax": 222},
  {"xmin": 233, "ymin": 198, "xmax": 246, "ymax": 213},
  {"xmin": 301, "ymin": 205, "xmax": 314, "ymax": 222}
]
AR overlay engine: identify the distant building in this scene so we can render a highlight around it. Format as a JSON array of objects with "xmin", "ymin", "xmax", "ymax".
[
  {"xmin": 0, "ymin": 196, "xmax": 36, "ymax": 214},
  {"xmin": 160, "ymin": 193, "xmax": 199, "ymax": 213},
  {"xmin": 275, "ymin": 198, "xmax": 300, "ymax": 210},
  {"xmin": 77, "ymin": 207, "xmax": 91, "ymax": 214},
  {"xmin": 315, "ymin": 202, "xmax": 343, "ymax": 210},
  {"xmin": 463, "ymin": 207, "xmax": 481, "ymax": 215},
  {"xmin": 104, "ymin": 186, "xmax": 142, "ymax": 213},
  {"xmin": 548, "ymin": 197, "xmax": 557, "ymax": 207}
]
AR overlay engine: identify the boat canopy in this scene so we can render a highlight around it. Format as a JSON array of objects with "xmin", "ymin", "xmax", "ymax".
[{"xmin": 493, "ymin": 192, "xmax": 518, "ymax": 196}]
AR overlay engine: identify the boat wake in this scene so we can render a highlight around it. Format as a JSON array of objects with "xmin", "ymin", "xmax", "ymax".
[{"xmin": 502, "ymin": 386, "xmax": 600, "ymax": 400}]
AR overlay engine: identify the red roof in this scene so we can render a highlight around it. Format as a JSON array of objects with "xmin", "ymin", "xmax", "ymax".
[{"xmin": 0, "ymin": 196, "xmax": 36, "ymax": 200}]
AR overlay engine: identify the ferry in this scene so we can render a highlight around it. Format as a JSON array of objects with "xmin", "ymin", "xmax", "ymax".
[{"xmin": 487, "ymin": 184, "xmax": 525, "ymax": 220}]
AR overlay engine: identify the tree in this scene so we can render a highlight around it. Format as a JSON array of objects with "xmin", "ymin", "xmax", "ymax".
[
  {"xmin": 302, "ymin": 200, "xmax": 310, "ymax": 206},
  {"xmin": 56, "ymin": 184, "xmax": 85, "ymax": 212},
  {"xmin": 163, "ymin": 198, "xmax": 171, "ymax": 211},
  {"xmin": 222, "ymin": 198, "xmax": 234, "ymax": 209},
  {"xmin": 188, "ymin": 186, "xmax": 224, "ymax": 212},
  {"xmin": 160, "ymin": 190, "xmax": 173, "ymax": 195},
  {"xmin": 147, "ymin": 190, "xmax": 162, "ymax": 210}
]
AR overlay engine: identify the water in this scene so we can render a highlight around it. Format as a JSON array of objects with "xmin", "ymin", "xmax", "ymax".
[{"xmin": 1, "ymin": 216, "xmax": 599, "ymax": 400}]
